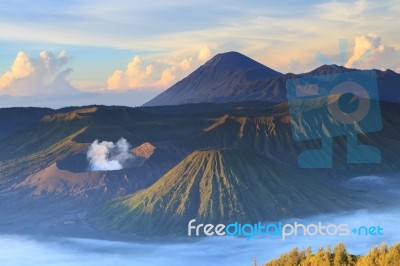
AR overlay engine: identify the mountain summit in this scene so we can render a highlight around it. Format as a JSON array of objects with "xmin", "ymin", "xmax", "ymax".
[
  {"xmin": 143, "ymin": 52, "xmax": 282, "ymax": 106},
  {"xmin": 90, "ymin": 149, "xmax": 355, "ymax": 235},
  {"xmin": 199, "ymin": 51, "xmax": 280, "ymax": 74}
]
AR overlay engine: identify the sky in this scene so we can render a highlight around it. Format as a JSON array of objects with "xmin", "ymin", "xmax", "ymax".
[{"xmin": 0, "ymin": 0, "xmax": 399, "ymax": 107}]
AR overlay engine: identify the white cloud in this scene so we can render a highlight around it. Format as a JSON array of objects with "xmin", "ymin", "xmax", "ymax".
[
  {"xmin": 0, "ymin": 1, "xmax": 398, "ymax": 97},
  {"xmin": 288, "ymin": 59, "xmax": 301, "ymax": 73},
  {"xmin": 197, "ymin": 46, "xmax": 212, "ymax": 61},
  {"xmin": 0, "ymin": 0, "xmax": 398, "ymax": 76},
  {"xmin": 107, "ymin": 47, "xmax": 212, "ymax": 90},
  {"xmin": 0, "ymin": 51, "xmax": 79, "ymax": 96},
  {"xmin": 345, "ymin": 33, "xmax": 399, "ymax": 70},
  {"xmin": 313, "ymin": 0, "xmax": 367, "ymax": 23}
]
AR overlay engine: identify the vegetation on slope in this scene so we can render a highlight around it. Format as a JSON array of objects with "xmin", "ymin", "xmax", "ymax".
[
  {"xmin": 90, "ymin": 148, "xmax": 359, "ymax": 235},
  {"xmin": 0, "ymin": 107, "xmax": 55, "ymax": 140},
  {"xmin": 0, "ymin": 109, "xmax": 91, "ymax": 161},
  {"xmin": 0, "ymin": 128, "xmax": 87, "ymax": 183},
  {"xmin": 264, "ymin": 242, "xmax": 400, "ymax": 266}
]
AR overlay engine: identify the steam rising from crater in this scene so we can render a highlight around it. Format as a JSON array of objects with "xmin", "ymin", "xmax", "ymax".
[{"xmin": 87, "ymin": 138, "xmax": 133, "ymax": 171}]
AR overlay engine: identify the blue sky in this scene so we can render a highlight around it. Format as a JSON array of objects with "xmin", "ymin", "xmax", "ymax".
[{"xmin": 0, "ymin": 0, "xmax": 398, "ymax": 107}]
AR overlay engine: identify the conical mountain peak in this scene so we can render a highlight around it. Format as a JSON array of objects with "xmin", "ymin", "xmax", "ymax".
[
  {"xmin": 91, "ymin": 149, "xmax": 355, "ymax": 235},
  {"xmin": 143, "ymin": 51, "xmax": 282, "ymax": 106},
  {"xmin": 201, "ymin": 51, "xmax": 276, "ymax": 73}
]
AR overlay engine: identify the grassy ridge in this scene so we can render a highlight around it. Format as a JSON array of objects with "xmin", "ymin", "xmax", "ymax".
[
  {"xmin": 0, "ymin": 128, "xmax": 86, "ymax": 183},
  {"xmin": 90, "ymin": 149, "xmax": 359, "ymax": 235},
  {"xmin": 0, "ymin": 107, "xmax": 55, "ymax": 140},
  {"xmin": 0, "ymin": 111, "xmax": 90, "ymax": 161}
]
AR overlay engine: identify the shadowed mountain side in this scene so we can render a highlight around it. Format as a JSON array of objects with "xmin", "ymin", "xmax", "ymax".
[
  {"xmin": 90, "ymin": 149, "xmax": 359, "ymax": 236},
  {"xmin": 0, "ymin": 105, "xmax": 204, "ymax": 167},
  {"xmin": 17, "ymin": 163, "xmax": 152, "ymax": 198},
  {"xmin": 0, "ymin": 128, "xmax": 87, "ymax": 186},
  {"xmin": 303, "ymin": 65, "xmax": 400, "ymax": 101},
  {"xmin": 144, "ymin": 51, "xmax": 400, "ymax": 107},
  {"xmin": 0, "ymin": 108, "xmax": 94, "ymax": 161},
  {"xmin": 15, "ymin": 142, "xmax": 186, "ymax": 197},
  {"xmin": 0, "ymin": 107, "xmax": 55, "ymax": 140},
  {"xmin": 183, "ymin": 101, "xmax": 400, "ymax": 177},
  {"xmin": 185, "ymin": 114, "xmax": 298, "ymax": 163},
  {"xmin": 376, "ymin": 69, "xmax": 400, "ymax": 101},
  {"xmin": 2, "ymin": 101, "xmax": 400, "ymax": 187},
  {"xmin": 143, "ymin": 52, "xmax": 283, "ymax": 106},
  {"xmin": 0, "ymin": 142, "xmax": 187, "ymax": 237}
]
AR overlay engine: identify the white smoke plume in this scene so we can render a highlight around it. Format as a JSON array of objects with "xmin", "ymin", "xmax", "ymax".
[{"xmin": 87, "ymin": 138, "xmax": 133, "ymax": 171}]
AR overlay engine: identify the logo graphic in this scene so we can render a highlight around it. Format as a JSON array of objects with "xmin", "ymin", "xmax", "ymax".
[
  {"xmin": 187, "ymin": 219, "xmax": 384, "ymax": 241},
  {"xmin": 286, "ymin": 41, "xmax": 382, "ymax": 168}
]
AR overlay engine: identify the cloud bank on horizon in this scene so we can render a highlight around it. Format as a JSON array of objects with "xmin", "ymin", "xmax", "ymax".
[
  {"xmin": 107, "ymin": 46, "xmax": 212, "ymax": 90},
  {"xmin": 345, "ymin": 33, "xmax": 399, "ymax": 70},
  {"xmin": 0, "ymin": 51, "xmax": 78, "ymax": 96},
  {"xmin": 0, "ymin": 0, "xmax": 398, "ymax": 104}
]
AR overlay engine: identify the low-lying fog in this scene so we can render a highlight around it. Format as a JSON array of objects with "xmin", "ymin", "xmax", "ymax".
[{"xmin": 1, "ymin": 175, "xmax": 399, "ymax": 266}]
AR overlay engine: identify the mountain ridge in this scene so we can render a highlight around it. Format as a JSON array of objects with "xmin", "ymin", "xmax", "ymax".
[
  {"xmin": 144, "ymin": 51, "xmax": 400, "ymax": 106},
  {"xmin": 143, "ymin": 52, "xmax": 283, "ymax": 106},
  {"xmin": 90, "ymin": 148, "xmax": 358, "ymax": 235}
]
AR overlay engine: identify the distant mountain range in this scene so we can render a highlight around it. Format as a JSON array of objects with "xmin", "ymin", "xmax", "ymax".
[{"xmin": 144, "ymin": 52, "xmax": 400, "ymax": 106}]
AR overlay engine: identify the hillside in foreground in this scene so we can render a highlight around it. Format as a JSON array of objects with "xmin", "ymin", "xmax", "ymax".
[
  {"xmin": 90, "ymin": 148, "xmax": 358, "ymax": 236},
  {"xmin": 264, "ymin": 242, "xmax": 400, "ymax": 266}
]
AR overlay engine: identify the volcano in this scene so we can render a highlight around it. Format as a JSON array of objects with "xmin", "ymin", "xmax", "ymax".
[
  {"xmin": 143, "ymin": 52, "xmax": 283, "ymax": 106},
  {"xmin": 90, "ymin": 148, "xmax": 357, "ymax": 235}
]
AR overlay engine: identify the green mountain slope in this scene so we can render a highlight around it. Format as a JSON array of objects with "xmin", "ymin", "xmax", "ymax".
[
  {"xmin": 0, "ymin": 128, "xmax": 87, "ymax": 183},
  {"xmin": 187, "ymin": 113, "xmax": 301, "ymax": 163},
  {"xmin": 2, "ymin": 101, "xmax": 400, "ymax": 186},
  {"xmin": 0, "ymin": 107, "xmax": 55, "ymax": 140},
  {"xmin": 186, "ymin": 101, "xmax": 400, "ymax": 176},
  {"xmin": 0, "ymin": 108, "xmax": 92, "ymax": 161},
  {"xmin": 90, "ymin": 148, "xmax": 358, "ymax": 235}
]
